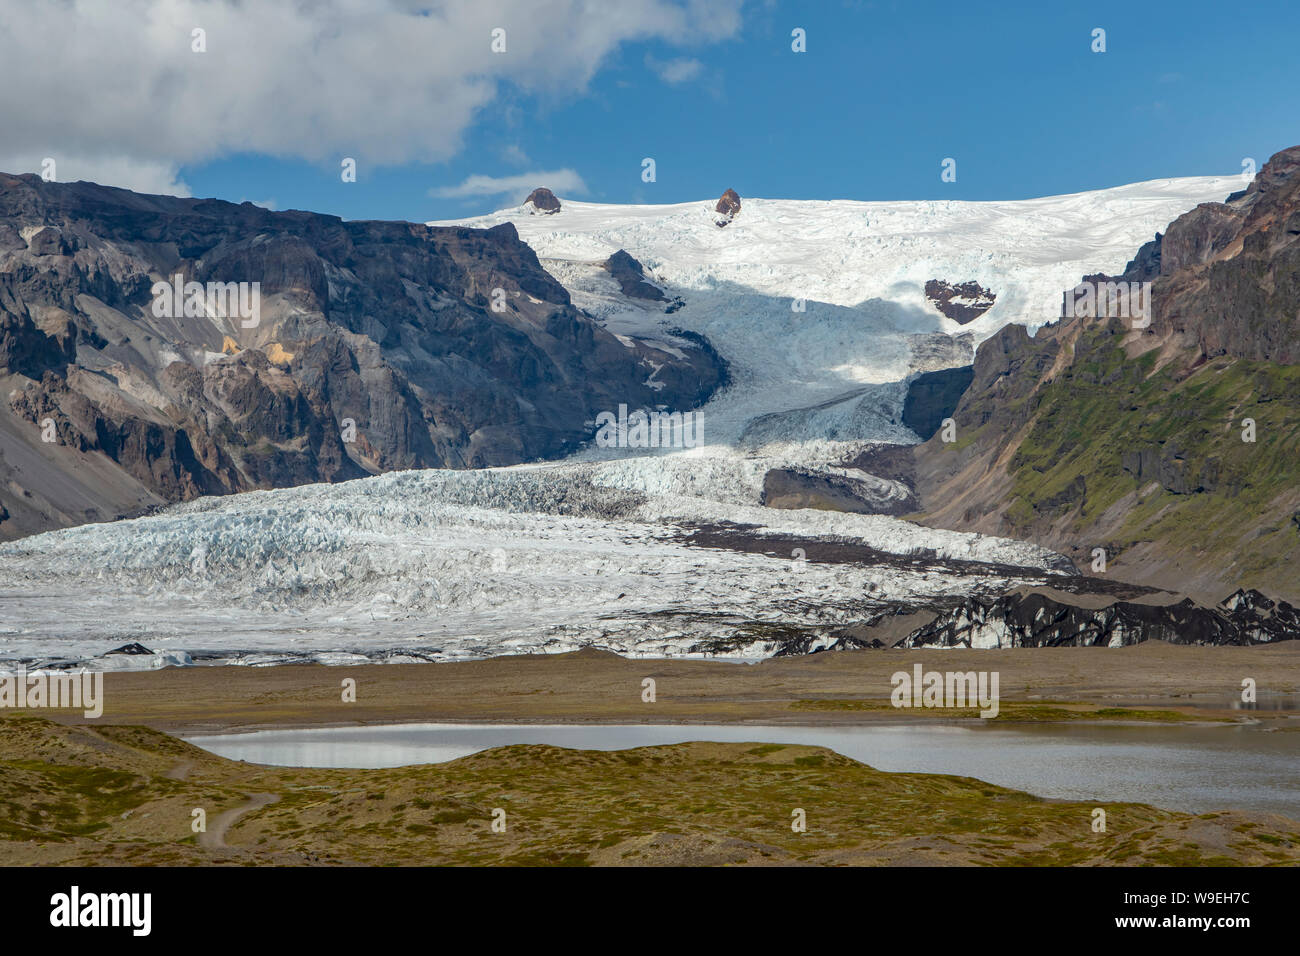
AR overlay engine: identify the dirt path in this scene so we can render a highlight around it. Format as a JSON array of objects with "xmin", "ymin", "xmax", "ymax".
[{"xmin": 199, "ymin": 793, "xmax": 280, "ymax": 850}]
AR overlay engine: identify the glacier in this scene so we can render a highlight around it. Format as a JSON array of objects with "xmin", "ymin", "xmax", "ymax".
[{"xmin": 0, "ymin": 176, "xmax": 1241, "ymax": 668}]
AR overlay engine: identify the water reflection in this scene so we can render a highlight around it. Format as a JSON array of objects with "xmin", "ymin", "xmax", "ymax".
[{"xmin": 187, "ymin": 720, "xmax": 1300, "ymax": 817}]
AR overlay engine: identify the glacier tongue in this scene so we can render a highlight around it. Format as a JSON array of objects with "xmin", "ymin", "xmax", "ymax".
[
  {"xmin": 0, "ymin": 461, "xmax": 1067, "ymax": 667},
  {"xmin": 0, "ymin": 177, "xmax": 1241, "ymax": 668}
]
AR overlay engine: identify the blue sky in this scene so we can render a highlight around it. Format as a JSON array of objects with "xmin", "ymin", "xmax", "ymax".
[{"xmin": 7, "ymin": 1, "xmax": 1298, "ymax": 222}]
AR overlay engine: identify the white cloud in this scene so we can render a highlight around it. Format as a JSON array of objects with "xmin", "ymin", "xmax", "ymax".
[
  {"xmin": 501, "ymin": 144, "xmax": 532, "ymax": 167},
  {"xmin": 430, "ymin": 168, "xmax": 588, "ymax": 201},
  {"xmin": 0, "ymin": 153, "xmax": 191, "ymax": 197},
  {"xmin": 645, "ymin": 54, "xmax": 704, "ymax": 85},
  {"xmin": 0, "ymin": 0, "xmax": 743, "ymax": 195}
]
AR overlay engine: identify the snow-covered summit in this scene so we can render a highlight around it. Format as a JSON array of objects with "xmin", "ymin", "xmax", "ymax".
[
  {"xmin": 433, "ymin": 176, "xmax": 1240, "ymax": 454},
  {"xmin": 439, "ymin": 177, "xmax": 1240, "ymax": 332}
]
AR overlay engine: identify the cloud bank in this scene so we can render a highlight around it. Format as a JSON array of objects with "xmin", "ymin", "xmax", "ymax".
[{"xmin": 0, "ymin": 0, "xmax": 743, "ymax": 195}]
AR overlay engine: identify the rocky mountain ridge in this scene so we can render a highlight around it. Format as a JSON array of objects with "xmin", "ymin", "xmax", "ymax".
[{"xmin": 0, "ymin": 174, "xmax": 725, "ymax": 539}]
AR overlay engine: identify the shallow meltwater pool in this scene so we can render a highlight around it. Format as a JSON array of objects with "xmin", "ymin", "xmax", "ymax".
[{"xmin": 185, "ymin": 720, "xmax": 1300, "ymax": 818}]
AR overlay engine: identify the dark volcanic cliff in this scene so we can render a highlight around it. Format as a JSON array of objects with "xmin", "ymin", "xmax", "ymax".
[{"xmin": 0, "ymin": 175, "xmax": 725, "ymax": 539}]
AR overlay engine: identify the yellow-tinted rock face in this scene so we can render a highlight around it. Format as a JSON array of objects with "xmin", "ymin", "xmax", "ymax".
[{"xmin": 265, "ymin": 342, "xmax": 294, "ymax": 366}]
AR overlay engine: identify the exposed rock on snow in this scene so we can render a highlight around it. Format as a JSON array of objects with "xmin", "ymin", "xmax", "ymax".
[
  {"xmin": 714, "ymin": 188, "xmax": 741, "ymax": 226},
  {"xmin": 761, "ymin": 466, "xmax": 917, "ymax": 516},
  {"xmin": 604, "ymin": 249, "xmax": 666, "ymax": 301},
  {"xmin": 523, "ymin": 186, "xmax": 561, "ymax": 214},
  {"xmin": 105, "ymin": 642, "xmax": 156, "ymax": 656},
  {"xmin": 924, "ymin": 279, "xmax": 996, "ymax": 324}
]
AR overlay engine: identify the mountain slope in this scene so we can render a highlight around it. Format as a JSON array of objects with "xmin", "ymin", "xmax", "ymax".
[
  {"xmin": 0, "ymin": 174, "xmax": 725, "ymax": 540},
  {"xmin": 903, "ymin": 146, "xmax": 1300, "ymax": 602}
]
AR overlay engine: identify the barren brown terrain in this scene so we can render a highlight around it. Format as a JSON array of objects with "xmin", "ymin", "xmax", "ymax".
[{"xmin": 33, "ymin": 641, "xmax": 1300, "ymax": 735}]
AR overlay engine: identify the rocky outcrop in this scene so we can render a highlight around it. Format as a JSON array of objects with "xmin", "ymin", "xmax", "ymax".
[
  {"xmin": 0, "ymin": 173, "xmax": 726, "ymax": 539},
  {"xmin": 21, "ymin": 225, "xmax": 67, "ymax": 256},
  {"xmin": 923, "ymin": 279, "xmax": 995, "ymax": 325},
  {"xmin": 714, "ymin": 188, "xmax": 741, "ymax": 227},
  {"xmin": 8, "ymin": 371, "xmax": 238, "ymax": 500},
  {"xmin": 900, "ymin": 588, "xmax": 1300, "ymax": 648},
  {"xmin": 0, "ymin": 310, "xmax": 76, "ymax": 379},
  {"xmin": 603, "ymin": 249, "xmax": 665, "ymax": 301},
  {"xmin": 901, "ymin": 365, "xmax": 973, "ymax": 440},
  {"xmin": 523, "ymin": 187, "xmax": 561, "ymax": 214},
  {"xmin": 1148, "ymin": 148, "xmax": 1300, "ymax": 363},
  {"xmin": 761, "ymin": 466, "xmax": 917, "ymax": 515}
]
